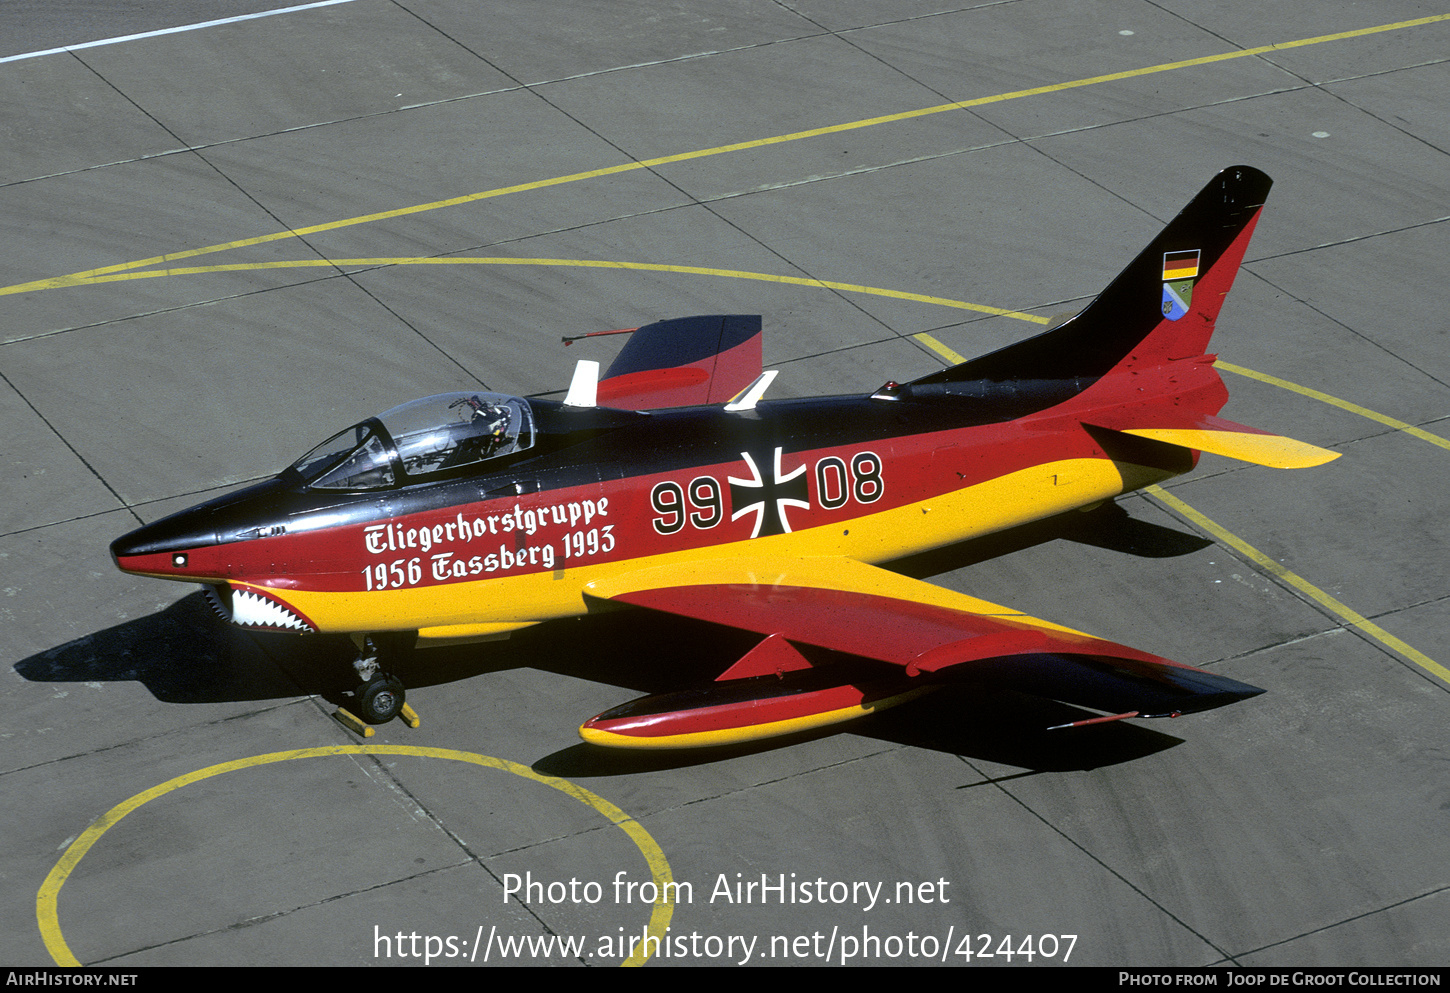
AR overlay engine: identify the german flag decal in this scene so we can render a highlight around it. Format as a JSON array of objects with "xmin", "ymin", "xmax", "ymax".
[
  {"xmin": 1161, "ymin": 249, "xmax": 1201, "ymax": 281},
  {"xmin": 1161, "ymin": 249, "xmax": 1200, "ymax": 320}
]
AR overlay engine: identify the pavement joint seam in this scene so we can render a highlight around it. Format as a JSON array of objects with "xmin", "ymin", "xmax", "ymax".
[
  {"xmin": 1247, "ymin": 216, "xmax": 1450, "ymax": 263},
  {"xmin": 0, "ymin": 367, "xmax": 137, "ymax": 528},
  {"xmin": 84, "ymin": 855, "xmax": 482, "ymax": 966},
  {"xmin": 339, "ymin": 745, "xmax": 577, "ymax": 946},
  {"xmin": 1221, "ymin": 882, "xmax": 1450, "ymax": 964},
  {"xmin": 669, "ymin": 745, "xmax": 909, "ymax": 812},
  {"xmin": 957, "ymin": 752, "xmax": 1239, "ymax": 963}
]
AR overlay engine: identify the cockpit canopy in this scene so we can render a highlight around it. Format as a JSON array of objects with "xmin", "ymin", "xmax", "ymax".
[{"xmin": 290, "ymin": 392, "xmax": 535, "ymax": 490}]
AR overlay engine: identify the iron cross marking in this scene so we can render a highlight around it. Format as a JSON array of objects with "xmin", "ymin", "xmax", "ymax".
[{"xmin": 728, "ymin": 447, "xmax": 810, "ymax": 538}]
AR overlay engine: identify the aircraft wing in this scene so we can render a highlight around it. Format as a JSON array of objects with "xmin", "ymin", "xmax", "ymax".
[
  {"xmin": 584, "ymin": 556, "xmax": 1263, "ymax": 721},
  {"xmin": 596, "ymin": 315, "xmax": 763, "ymax": 409}
]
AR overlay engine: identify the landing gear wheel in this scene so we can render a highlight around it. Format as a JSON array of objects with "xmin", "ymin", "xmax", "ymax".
[{"xmin": 356, "ymin": 674, "xmax": 406, "ymax": 725}]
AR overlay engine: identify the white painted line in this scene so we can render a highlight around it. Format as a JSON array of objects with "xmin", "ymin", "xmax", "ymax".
[{"xmin": 0, "ymin": 0, "xmax": 363, "ymax": 65}]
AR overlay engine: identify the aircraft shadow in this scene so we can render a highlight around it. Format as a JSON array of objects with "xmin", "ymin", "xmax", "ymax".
[
  {"xmin": 8, "ymin": 590, "xmax": 744, "ymax": 709},
  {"xmin": 13, "ymin": 591, "xmax": 1183, "ymax": 775},
  {"xmin": 890, "ymin": 500, "xmax": 1211, "ymax": 580},
  {"xmin": 10, "ymin": 592, "xmax": 343, "ymax": 704}
]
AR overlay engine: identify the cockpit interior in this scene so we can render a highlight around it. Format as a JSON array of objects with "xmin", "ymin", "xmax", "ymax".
[{"xmin": 289, "ymin": 393, "xmax": 536, "ymax": 491}]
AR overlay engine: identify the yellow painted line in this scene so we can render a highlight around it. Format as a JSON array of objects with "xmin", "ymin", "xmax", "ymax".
[
  {"xmin": 1147, "ymin": 485, "xmax": 1450, "ymax": 686},
  {"xmin": 913, "ymin": 333, "xmax": 970, "ymax": 365},
  {"xmin": 1218, "ymin": 361, "xmax": 1450, "ymax": 452},
  {"xmin": 5, "ymin": 13, "xmax": 1447, "ymax": 299},
  {"xmin": 49, "ymin": 256, "xmax": 1048, "ymax": 321},
  {"xmin": 37, "ymin": 746, "xmax": 674, "ymax": 967}
]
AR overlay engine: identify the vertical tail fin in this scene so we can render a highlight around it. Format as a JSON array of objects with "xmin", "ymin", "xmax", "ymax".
[{"xmin": 912, "ymin": 166, "xmax": 1272, "ymax": 386}]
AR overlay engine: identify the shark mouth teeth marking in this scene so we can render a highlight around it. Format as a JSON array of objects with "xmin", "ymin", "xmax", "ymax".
[{"xmin": 204, "ymin": 585, "xmax": 316, "ymax": 633}]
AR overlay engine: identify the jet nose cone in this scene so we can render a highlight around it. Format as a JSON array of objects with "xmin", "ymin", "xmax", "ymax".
[
  {"xmin": 110, "ymin": 476, "xmax": 299, "ymax": 582},
  {"xmin": 110, "ymin": 512, "xmax": 220, "ymax": 577}
]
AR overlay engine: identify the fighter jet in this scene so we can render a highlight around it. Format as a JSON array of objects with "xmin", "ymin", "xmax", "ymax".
[{"xmin": 112, "ymin": 166, "xmax": 1336, "ymax": 747}]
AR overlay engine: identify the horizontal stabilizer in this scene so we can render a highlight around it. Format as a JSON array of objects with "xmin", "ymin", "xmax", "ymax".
[
  {"xmin": 1088, "ymin": 412, "xmax": 1339, "ymax": 468},
  {"xmin": 597, "ymin": 315, "xmax": 762, "ymax": 409},
  {"xmin": 1119, "ymin": 427, "xmax": 1338, "ymax": 468}
]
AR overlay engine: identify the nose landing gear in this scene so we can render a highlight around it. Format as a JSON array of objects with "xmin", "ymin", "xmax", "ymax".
[
  {"xmin": 356, "ymin": 672, "xmax": 407, "ymax": 724},
  {"xmin": 334, "ymin": 635, "xmax": 421, "ymax": 735}
]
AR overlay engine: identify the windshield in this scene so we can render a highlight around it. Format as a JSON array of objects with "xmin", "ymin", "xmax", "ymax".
[
  {"xmin": 291, "ymin": 422, "xmax": 369, "ymax": 481},
  {"xmin": 290, "ymin": 421, "xmax": 396, "ymax": 490},
  {"xmin": 289, "ymin": 393, "xmax": 535, "ymax": 491}
]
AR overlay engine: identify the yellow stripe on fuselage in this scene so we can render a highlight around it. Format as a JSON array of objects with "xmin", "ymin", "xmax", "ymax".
[{"xmin": 246, "ymin": 455, "xmax": 1178, "ymax": 635}]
